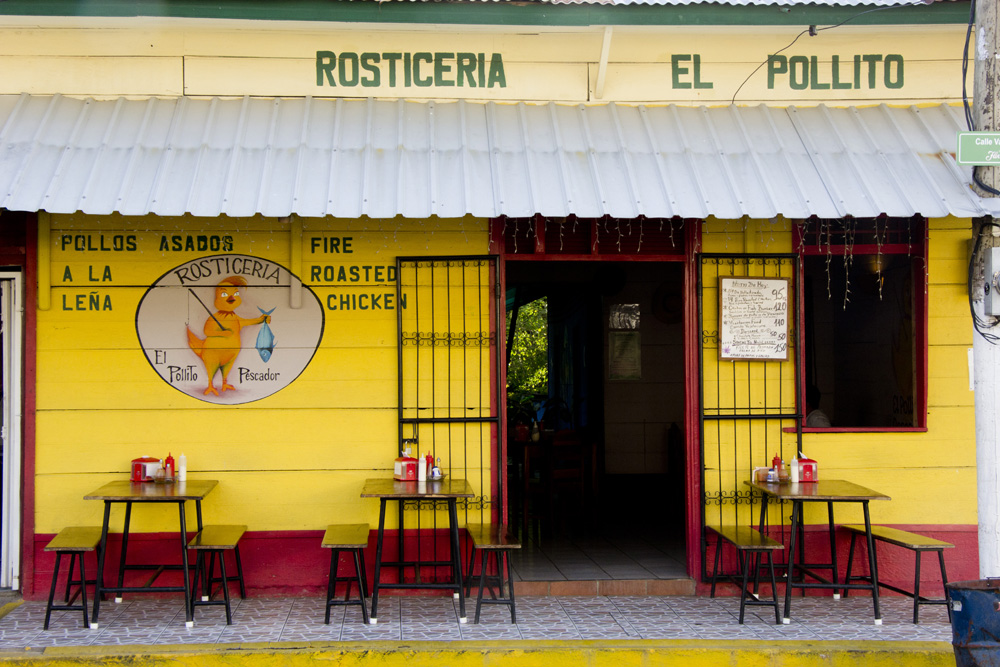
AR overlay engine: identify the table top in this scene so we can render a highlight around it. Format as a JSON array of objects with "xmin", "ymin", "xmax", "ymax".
[
  {"xmin": 745, "ymin": 479, "xmax": 890, "ymax": 501},
  {"xmin": 84, "ymin": 479, "xmax": 219, "ymax": 501},
  {"xmin": 361, "ymin": 478, "xmax": 474, "ymax": 499}
]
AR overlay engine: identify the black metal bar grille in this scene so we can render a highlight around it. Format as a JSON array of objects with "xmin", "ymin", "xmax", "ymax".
[
  {"xmin": 396, "ymin": 256, "xmax": 502, "ymax": 525},
  {"xmin": 697, "ymin": 253, "xmax": 802, "ymax": 582}
]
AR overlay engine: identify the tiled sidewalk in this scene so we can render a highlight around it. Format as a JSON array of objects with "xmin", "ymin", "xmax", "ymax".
[{"xmin": 0, "ymin": 594, "xmax": 952, "ymax": 647}]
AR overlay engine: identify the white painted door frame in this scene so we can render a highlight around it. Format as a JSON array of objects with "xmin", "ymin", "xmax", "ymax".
[{"xmin": 0, "ymin": 272, "xmax": 23, "ymax": 590}]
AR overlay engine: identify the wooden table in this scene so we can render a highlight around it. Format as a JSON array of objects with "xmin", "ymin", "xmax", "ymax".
[
  {"xmin": 361, "ymin": 478, "xmax": 474, "ymax": 624},
  {"xmin": 84, "ymin": 479, "xmax": 218, "ymax": 628},
  {"xmin": 746, "ymin": 479, "xmax": 889, "ymax": 625}
]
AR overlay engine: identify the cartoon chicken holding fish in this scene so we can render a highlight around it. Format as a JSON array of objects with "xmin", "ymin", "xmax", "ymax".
[{"xmin": 187, "ymin": 276, "xmax": 273, "ymax": 396}]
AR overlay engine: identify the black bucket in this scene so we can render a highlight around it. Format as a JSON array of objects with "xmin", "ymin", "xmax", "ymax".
[{"xmin": 947, "ymin": 579, "xmax": 1000, "ymax": 667}]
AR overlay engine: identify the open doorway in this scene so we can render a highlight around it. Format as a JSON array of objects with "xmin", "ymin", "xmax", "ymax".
[{"xmin": 505, "ymin": 260, "xmax": 687, "ymax": 583}]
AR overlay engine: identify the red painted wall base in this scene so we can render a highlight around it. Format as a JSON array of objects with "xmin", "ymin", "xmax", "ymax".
[
  {"xmin": 28, "ymin": 528, "xmax": 465, "ymax": 600},
  {"xmin": 27, "ymin": 525, "xmax": 980, "ymax": 601}
]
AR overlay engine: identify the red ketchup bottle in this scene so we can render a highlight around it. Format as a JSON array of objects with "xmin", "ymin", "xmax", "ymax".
[{"xmin": 164, "ymin": 453, "xmax": 175, "ymax": 479}]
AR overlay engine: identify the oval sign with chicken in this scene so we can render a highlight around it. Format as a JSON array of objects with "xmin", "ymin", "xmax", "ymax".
[{"xmin": 136, "ymin": 254, "xmax": 325, "ymax": 404}]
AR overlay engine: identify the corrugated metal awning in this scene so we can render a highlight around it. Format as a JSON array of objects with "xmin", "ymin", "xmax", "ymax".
[{"xmin": 0, "ymin": 94, "xmax": 994, "ymax": 220}]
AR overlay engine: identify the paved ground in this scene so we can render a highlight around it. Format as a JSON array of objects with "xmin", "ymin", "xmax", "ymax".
[{"xmin": 0, "ymin": 593, "xmax": 952, "ymax": 648}]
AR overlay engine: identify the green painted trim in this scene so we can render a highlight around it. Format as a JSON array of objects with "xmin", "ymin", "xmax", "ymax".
[{"xmin": 0, "ymin": 0, "xmax": 972, "ymax": 27}]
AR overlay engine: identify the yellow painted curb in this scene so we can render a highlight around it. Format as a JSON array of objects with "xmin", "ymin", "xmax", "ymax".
[
  {"xmin": 0, "ymin": 602, "xmax": 22, "ymax": 622},
  {"xmin": 0, "ymin": 639, "xmax": 955, "ymax": 667}
]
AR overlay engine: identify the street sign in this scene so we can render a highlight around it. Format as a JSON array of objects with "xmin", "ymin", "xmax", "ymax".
[{"xmin": 957, "ymin": 132, "xmax": 1000, "ymax": 165}]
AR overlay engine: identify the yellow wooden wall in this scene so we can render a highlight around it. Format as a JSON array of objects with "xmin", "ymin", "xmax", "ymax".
[
  {"xmin": 699, "ymin": 216, "xmax": 976, "ymax": 529},
  {"xmin": 34, "ymin": 213, "xmax": 492, "ymax": 534}
]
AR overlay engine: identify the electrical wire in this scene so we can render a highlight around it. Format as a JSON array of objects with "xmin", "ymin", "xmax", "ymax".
[
  {"xmin": 963, "ymin": 0, "xmax": 975, "ymax": 132},
  {"xmin": 730, "ymin": 2, "xmax": 922, "ymax": 106},
  {"xmin": 969, "ymin": 219, "xmax": 1000, "ymax": 343}
]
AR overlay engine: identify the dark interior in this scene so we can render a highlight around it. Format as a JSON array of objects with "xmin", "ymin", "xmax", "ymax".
[{"xmin": 505, "ymin": 260, "xmax": 688, "ymax": 581}]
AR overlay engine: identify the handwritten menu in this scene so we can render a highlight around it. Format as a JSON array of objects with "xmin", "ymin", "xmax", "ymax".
[{"xmin": 718, "ymin": 277, "xmax": 789, "ymax": 361}]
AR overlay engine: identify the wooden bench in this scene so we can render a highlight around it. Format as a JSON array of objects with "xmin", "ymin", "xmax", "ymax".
[
  {"xmin": 465, "ymin": 523, "xmax": 520, "ymax": 624},
  {"xmin": 321, "ymin": 524, "xmax": 370, "ymax": 624},
  {"xmin": 187, "ymin": 525, "xmax": 247, "ymax": 625},
  {"xmin": 707, "ymin": 525, "xmax": 783, "ymax": 624},
  {"xmin": 44, "ymin": 527, "xmax": 103, "ymax": 630},
  {"xmin": 841, "ymin": 524, "xmax": 953, "ymax": 623}
]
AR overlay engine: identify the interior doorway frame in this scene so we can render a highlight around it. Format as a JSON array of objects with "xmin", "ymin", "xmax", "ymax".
[
  {"xmin": 0, "ymin": 271, "xmax": 23, "ymax": 590},
  {"xmin": 494, "ymin": 216, "xmax": 703, "ymax": 578}
]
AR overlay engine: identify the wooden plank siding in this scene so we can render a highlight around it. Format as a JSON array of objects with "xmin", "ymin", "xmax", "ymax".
[
  {"xmin": 699, "ymin": 217, "xmax": 976, "ymax": 530},
  {"xmin": 33, "ymin": 213, "xmax": 494, "ymax": 535},
  {"xmin": 0, "ymin": 23, "xmax": 976, "ymax": 104}
]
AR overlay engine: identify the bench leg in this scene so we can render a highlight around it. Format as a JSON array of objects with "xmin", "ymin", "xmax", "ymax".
[
  {"xmin": 474, "ymin": 550, "xmax": 488, "ymax": 624},
  {"xmin": 190, "ymin": 551, "xmax": 203, "ymax": 620},
  {"xmin": 505, "ymin": 550, "xmax": 517, "ymax": 624},
  {"xmin": 738, "ymin": 550, "xmax": 750, "ymax": 624},
  {"xmin": 465, "ymin": 545, "xmax": 476, "ymax": 600},
  {"xmin": 358, "ymin": 548, "xmax": 370, "ymax": 601},
  {"xmin": 843, "ymin": 532, "xmax": 858, "ymax": 598},
  {"xmin": 206, "ymin": 552, "xmax": 218, "ymax": 601},
  {"xmin": 709, "ymin": 535, "xmax": 722, "ymax": 598},
  {"xmin": 913, "ymin": 550, "xmax": 922, "ymax": 624},
  {"xmin": 63, "ymin": 553, "xmax": 77, "ymax": 603},
  {"xmin": 325, "ymin": 549, "xmax": 339, "ymax": 625},
  {"xmin": 44, "ymin": 553, "xmax": 62, "ymax": 630},
  {"xmin": 234, "ymin": 545, "xmax": 246, "ymax": 599},
  {"xmin": 218, "ymin": 551, "xmax": 232, "ymax": 625},
  {"xmin": 766, "ymin": 550, "xmax": 780, "ymax": 625},
  {"xmin": 77, "ymin": 554, "xmax": 90, "ymax": 630},
  {"xmin": 939, "ymin": 549, "xmax": 952, "ymax": 623},
  {"xmin": 352, "ymin": 549, "xmax": 370, "ymax": 625}
]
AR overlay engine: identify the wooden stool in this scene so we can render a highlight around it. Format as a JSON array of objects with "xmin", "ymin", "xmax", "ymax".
[
  {"xmin": 465, "ymin": 523, "xmax": 520, "ymax": 624},
  {"xmin": 44, "ymin": 527, "xmax": 102, "ymax": 629},
  {"xmin": 708, "ymin": 525, "xmax": 783, "ymax": 625},
  {"xmin": 321, "ymin": 524, "xmax": 370, "ymax": 624},
  {"xmin": 187, "ymin": 525, "xmax": 247, "ymax": 625}
]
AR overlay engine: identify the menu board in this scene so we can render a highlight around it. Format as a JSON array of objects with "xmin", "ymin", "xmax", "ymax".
[{"xmin": 718, "ymin": 277, "xmax": 789, "ymax": 361}]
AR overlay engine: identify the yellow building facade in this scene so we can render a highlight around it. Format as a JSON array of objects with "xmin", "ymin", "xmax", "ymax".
[{"xmin": 0, "ymin": 0, "xmax": 987, "ymax": 598}]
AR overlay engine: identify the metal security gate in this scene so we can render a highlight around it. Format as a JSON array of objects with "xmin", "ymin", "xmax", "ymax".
[
  {"xmin": 697, "ymin": 254, "xmax": 801, "ymax": 581},
  {"xmin": 396, "ymin": 256, "xmax": 503, "ymax": 526}
]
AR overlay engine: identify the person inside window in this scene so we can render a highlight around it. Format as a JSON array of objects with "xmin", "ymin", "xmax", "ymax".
[{"xmin": 806, "ymin": 384, "xmax": 831, "ymax": 428}]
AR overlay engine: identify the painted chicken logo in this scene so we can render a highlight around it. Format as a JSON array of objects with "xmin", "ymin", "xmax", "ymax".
[
  {"xmin": 136, "ymin": 254, "xmax": 324, "ymax": 405},
  {"xmin": 186, "ymin": 276, "xmax": 273, "ymax": 396}
]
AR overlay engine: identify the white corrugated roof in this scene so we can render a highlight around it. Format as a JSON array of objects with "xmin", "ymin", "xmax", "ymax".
[{"xmin": 0, "ymin": 94, "xmax": 993, "ymax": 220}]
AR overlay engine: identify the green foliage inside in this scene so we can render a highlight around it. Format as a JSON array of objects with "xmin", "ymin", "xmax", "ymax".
[{"xmin": 506, "ymin": 297, "xmax": 547, "ymax": 423}]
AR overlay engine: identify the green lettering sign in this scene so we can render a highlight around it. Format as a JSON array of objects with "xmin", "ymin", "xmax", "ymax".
[{"xmin": 315, "ymin": 51, "xmax": 506, "ymax": 89}]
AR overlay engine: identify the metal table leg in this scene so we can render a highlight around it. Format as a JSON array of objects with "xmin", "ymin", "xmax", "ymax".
[
  {"xmin": 90, "ymin": 501, "xmax": 112, "ymax": 628},
  {"xmin": 115, "ymin": 502, "xmax": 133, "ymax": 603},
  {"xmin": 448, "ymin": 499, "xmax": 466, "ymax": 623},
  {"xmin": 863, "ymin": 501, "xmax": 883, "ymax": 624},
  {"xmin": 782, "ymin": 500, "xmax": 801, "ymax": 624},
  {"xmin": 179, "ymin": 501, "xmax": 194, "ymax": 627},
  {"xmin": 369, "ymin": 498, "xmax": 387, "ymax": 624},
  {"xmin": 828, "ymin": 501, "xmax": 840, "ymax": 599}
]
